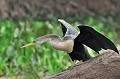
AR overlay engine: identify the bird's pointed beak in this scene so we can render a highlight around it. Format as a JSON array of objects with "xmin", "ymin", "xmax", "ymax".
[{"xmin": 21, "ymin": 42, "xmax": 36, "ymax": 48}]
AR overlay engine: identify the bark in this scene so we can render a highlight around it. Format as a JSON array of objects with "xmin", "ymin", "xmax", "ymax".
[{"xmin": 44, "ymin": 49, "xmax": 120, "ymax": 79}]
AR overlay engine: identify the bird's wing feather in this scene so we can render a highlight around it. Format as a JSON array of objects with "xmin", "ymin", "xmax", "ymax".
[
  {"xmin": 58, "ymin": 19, "xmax": 78, "ymax": 37},
  {"xmin": 76, "ymin": 25, "xmax": 118, "ymax": 53},
  {"xmin": 59, "ymin": 20, "xmax": 91, "ymax": 61},
  {"xmin": 60, "ymin": 21, "xmax": 67, "ymax": 36}
]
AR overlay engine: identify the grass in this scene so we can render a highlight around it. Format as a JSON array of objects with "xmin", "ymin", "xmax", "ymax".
[{"xmin": 0, "ymin": 16, "xmax": 118, "ymax": 78}]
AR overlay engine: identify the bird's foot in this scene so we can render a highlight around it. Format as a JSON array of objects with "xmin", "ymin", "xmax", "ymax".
[{"xmin": 71, "ymin": 60, "xmax": 80, "ymax": 66}]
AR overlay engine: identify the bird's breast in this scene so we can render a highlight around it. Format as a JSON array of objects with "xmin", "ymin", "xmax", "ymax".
[{"xmin": 51, "ymin": 40, "xmax": 74, "ymax": 53}]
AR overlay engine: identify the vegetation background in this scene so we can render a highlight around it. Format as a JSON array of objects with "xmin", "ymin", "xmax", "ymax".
[{"xmin": 0, "ymin": 0, "xmax": 120, "ymax": 78}]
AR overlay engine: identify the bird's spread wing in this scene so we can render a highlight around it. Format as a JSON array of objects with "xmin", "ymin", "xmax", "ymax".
[
  {"xmin": 58, "ymin": 19, "xmax": 78, "ymax": 38},
  {"xmin": 59, "ymin": 19, "xmax": 91, "ymax": 61},
  {"xmin": 76, "ymin": 25, "xmax": 119, "ymax": 53}
]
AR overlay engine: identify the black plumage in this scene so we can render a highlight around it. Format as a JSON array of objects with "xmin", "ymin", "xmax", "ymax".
[
  {"xmin": 60, "ymin": 22, "xmax": 91, "ymax": 61},
  {"xmin": 76, "ymin": 26, "xmax": 119, "ymax": 53},
  {"xmin": 60, "ymin": 21, "xmax": 118, "ymax": 61}
]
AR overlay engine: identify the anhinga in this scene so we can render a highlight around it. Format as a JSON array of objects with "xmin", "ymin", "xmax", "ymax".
[{"xmin": 21, "ymin": 19, "xmax": 118, "ymax": 62}]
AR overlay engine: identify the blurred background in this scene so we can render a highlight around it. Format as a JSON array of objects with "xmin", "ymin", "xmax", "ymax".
[{"xmin": 0, "ymin": 0, "xmax": 120, "ymax": 78}]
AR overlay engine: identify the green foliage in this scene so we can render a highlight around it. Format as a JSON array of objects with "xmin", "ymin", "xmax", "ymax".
[{"xmin": 0, "ymin": 16, "xmax": 117, "ymax": 78}]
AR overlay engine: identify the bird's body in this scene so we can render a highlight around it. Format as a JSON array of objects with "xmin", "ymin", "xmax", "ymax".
[
  {"xmin": 51, "ymin": 39, "xmax": 74, "ymax": 53},
  {"xmin": 21, "ymin": 19, "xmax": 118, "ymax": 62},
  {"xmin": 68, "ymin": 42, "xmax": 90, "ymax": 61}
]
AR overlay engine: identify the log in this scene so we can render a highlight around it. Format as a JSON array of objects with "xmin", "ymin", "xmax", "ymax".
[{"xmin": 44, "ymin": 49, "xmax": 120, "ymax": 79}]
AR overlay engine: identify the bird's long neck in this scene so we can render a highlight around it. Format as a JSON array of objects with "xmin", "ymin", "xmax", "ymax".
[{"xmin": 34, "ymin": 34, "xmax": 60, "ymax": 44}]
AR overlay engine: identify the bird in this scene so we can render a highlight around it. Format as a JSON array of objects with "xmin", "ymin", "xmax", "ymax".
[
  {"xmin": 58, "ymin": 19, "xmax": 118, "ymax": 61},
  {"xmin": 21, "ymin": 19, "xmax": 119, "ymax": 62}
]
